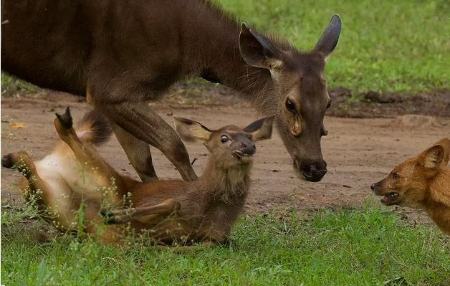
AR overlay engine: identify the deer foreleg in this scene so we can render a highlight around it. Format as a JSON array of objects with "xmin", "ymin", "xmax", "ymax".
[
  {"xmin": 112, "ymin": 123, "xmax": 158, "ymax": 182},
  {"xmin": 99, "ymin": 102, "xmax": 197, "ymax": 181},
  {"xmin": 102, "ymin": 198, "xmax": 180, "ymax": 224}
]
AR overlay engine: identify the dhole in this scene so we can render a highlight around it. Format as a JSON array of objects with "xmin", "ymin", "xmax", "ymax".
[
  {"xmin": 2, "ymin": 108, "xmax": 273, "ymax": 244},
  {"xmin": 371, "ymin": 138, "xmax": 450, "ymax": 234}
]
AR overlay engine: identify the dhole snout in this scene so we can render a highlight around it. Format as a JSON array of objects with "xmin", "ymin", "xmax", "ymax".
[
  {"xmin": 371, "ymin": 179, "xmax": 401, "ymax": 205},
  {"xmin": 371, "ymin": 138, "xmax": 450, "ymax": 208}
]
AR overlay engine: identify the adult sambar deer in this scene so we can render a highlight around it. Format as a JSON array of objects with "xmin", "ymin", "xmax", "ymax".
[{"xmin": 2, "ymin": 0, "xmax": 341, "ymax": 182}]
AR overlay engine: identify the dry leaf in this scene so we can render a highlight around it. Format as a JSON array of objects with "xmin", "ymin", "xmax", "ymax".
[{"xmin": 9, "ymin": 122, "xmax": 26, "ymax": 129}]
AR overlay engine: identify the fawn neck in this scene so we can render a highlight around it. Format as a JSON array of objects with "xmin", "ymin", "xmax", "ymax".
[{"xmin": 198, "ymin": 156, "xmax": 252, "ymax": 204}]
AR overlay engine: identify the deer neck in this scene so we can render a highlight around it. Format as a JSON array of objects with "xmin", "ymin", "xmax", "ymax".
[
  {"xmin": 199, "ymin": 156, "xmax": 252, "ymax": 204},
  {"xmin": 182, "ymin": 8, "xmax": 276, "ymax": 114}
]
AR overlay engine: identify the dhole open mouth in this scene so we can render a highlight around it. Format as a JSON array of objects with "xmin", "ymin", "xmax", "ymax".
[{"xmin": 381, "ymin": 192, "xmax": 400, "ymax": 205}]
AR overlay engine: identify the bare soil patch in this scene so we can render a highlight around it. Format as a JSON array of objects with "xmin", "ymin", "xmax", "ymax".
[{"xmin": 2, "ymin": 92, "xmax": 449, "ymax": 228}]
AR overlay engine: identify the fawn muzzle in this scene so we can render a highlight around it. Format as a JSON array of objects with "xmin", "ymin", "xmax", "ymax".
[{"xmin": 231, "ymin": 135, "xmax": 256, "ymax": 159}]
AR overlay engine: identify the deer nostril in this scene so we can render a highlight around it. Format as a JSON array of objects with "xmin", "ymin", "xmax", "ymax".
[{"xmin": 240, "ymin": 142, "xmax": 256, "ymax": 155}]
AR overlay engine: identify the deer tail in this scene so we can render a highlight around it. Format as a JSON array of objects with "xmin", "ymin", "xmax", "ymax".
[{"xmin": 75, "ymin": 111, "xmax": 112, "ymax": 145}]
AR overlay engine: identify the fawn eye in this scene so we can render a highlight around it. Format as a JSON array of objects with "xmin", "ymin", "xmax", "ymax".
[
  {"xmin": 220, "ymin": 135, "xmax": 230, "ymax": 143},
  {"xmin": 285, "ymin": 98, "xmax": 297, "ymax": 113}
]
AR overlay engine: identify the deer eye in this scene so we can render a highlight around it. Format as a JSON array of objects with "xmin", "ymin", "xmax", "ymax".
[
  {"xmin": 220, "ymin": 135, "xmax": 230, "ymax": 143},
  {"xmin": 285, "ymin": 98, "xmax": 297, "ymax": 113},
  {"xmin": 326, "ymin": 100, "xmax": 332, "ymax": 109}
]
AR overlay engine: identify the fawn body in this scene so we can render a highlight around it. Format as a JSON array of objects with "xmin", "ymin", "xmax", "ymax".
[
  {"xmin": 2, "ymin": 109, "xmax": 273, "ymax": 244},
  {"xmin": 371, "ymin": 138, "xmax": 450, "ymax": 234},
  {"xmin": 3, "ymin": 0, "xmax": 341, "ymax": 182}
]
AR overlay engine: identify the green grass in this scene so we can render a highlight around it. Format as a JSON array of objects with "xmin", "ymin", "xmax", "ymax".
[
  {"xmin": 2, "ymin": 1, "xmax": 448, "ymax": 96},
  {"xmin": 216, "ymin": 0, "xmax": 450, "ymax": 94},
  {"xmin": 2, "ymin": 206, "xmax": 449, "ymax": 285},
  {"xmin": 1, "ymin": 73, "xmax": 37, "ymax": 96}
]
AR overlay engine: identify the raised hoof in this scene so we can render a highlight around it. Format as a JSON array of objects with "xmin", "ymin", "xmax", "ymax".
[
  {"xmin": 100, "ymin": 209, "xmax": 117, "ymax": 224},
  {"xmin": 1, "ymin": 154, "xmax": 15, "ymax": 168},
  {"xmin": 55, "ymin": 107, "xmax": 73, "ymax": 129}
]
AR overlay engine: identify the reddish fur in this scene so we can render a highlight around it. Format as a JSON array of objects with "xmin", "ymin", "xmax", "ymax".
[
  {"xmin": 372, "ymin": 138, "xmax": 450, "ymax": 235},
  {"xmin": 4, "ymin": 111, "xmax": 272, "ymax": 245}
]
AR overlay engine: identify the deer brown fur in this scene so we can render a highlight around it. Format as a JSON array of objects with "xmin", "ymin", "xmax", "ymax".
[
  {"xmin": 2, "ymin": 0, "xmax": 341, "ymax": 183},
  {"xmin": 2, "ymin": 108, "xmax": 274, "ymax": 244}
]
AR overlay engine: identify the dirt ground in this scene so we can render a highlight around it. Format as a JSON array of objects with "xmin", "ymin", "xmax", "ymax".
[{"xmin": 2, "ymin": 92, "xmax": 449, "ymax": 225}]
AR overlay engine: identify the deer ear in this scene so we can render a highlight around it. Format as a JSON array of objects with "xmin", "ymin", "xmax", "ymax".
[
  {"xmin": 239, "ymin": 23, "xmax": 283, "ymax": 70},
  {"xmin": 174, "ymin": 117, "xmax": 212, "ymax": 143},
  {"xmin": 243, "ymin": 116, "xmax": 274, "ymax": 141},
  {"xmin": 422, "ymin": 145, "xmax": 444, "ymax": 169},
  {"xmin": 314, "ymin": 15, "xmax": 341, "ymax": 57}
]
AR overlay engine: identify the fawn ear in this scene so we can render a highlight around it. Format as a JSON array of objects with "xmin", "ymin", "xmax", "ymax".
[
  {"xmin": 174, "ymin": 117, "xmax": 212, "ymax": 143},
  {"xmin": 314, "ymin": 15, "xmax": 341, "ymax": 57},
  {"xmin": 239, "ymin": 24, "xmax": 283, "ymax": 71},
  {"xmin": 422, "ymin": 145, "xmax": 445, "ymax": 169},
  {"xmin": 243, "ymin": 116, "xmax": 274, "ymax": 141}
]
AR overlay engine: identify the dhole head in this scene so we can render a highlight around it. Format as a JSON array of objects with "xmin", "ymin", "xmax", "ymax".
[
  {"xmin": 174, "ymin": 116, "xmax": 274, "ymax": 168},
  {"xmin": 238, "ymin": 16, "xmax": 341, "ymax": 182},
  {"xmin": 371, "ymin": 138, "xmax": 450, "ymax": 207}
]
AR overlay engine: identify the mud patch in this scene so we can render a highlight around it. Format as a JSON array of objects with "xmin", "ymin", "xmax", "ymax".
[
  {"xmin": 328, "ymin": 89, "xmax": 450, "ymax": 118},
  {"xmin": 389, "ymin": 114, "xmax": 447, "ymax": 128},
  {"xmin": 2, "ymin": 93, "xmax": 449, "ymax": 231}
]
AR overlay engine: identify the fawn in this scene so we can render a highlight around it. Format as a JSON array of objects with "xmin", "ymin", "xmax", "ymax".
[
  {"xmin": 2, "ymin": 108, "xmax": 273, "ymax": 244},
  {"xmin": 371, "ymin": 138, "xmax": 450, "ymax": 235}
]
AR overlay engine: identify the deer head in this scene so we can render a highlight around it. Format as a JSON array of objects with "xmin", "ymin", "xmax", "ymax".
[
  {"xmin": 239, "ymin": 15, "xmax": 341, "ymax": 182},
  {"xmin": 174, "ymin": 116, "xmax": 274, "ymax": 169}
]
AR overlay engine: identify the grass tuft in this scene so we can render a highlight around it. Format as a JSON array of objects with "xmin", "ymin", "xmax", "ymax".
[
  {"xmin": 2, "ymin": 206, "xmax": 449, "ymax": 285},
  {"xmin": 216, "ymin": 0, "xmax": 450, "ymax": 94},
  {"xmin": 1, "ymin": 1, "xmax": 449, "ymax": 96}
]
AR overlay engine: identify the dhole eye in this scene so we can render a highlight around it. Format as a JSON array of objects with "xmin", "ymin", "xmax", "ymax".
[
  {"xmin": 220, "ymin": 135, "xmax": 229, "ymax": 143},
  {"xmin": 285, "ymin": 98, "xmax": 297, "ymax": 113},
  {"xmin": 391, "ymin": 172, "xmax": 400, "ymax": 180}
]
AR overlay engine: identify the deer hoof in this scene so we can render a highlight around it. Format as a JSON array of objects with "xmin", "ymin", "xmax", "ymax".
[
  {"xmin": 55, "ymin": 107, "xmax": 73, "ymax": 129},
  {"xmin": 2, "ymin": 153, "xmax": 15, "ymax": 168}
]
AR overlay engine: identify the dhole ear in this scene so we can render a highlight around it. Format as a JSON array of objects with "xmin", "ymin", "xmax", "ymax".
[
  {"xmin": 434, "ymin": 138, "xmax": 450, "ymax": 166},
  {"xmin": 243, "ymin": 116, "xmax": 274, "ymax": 141},
  {"xmin": 314, "ymin": 15, "xmax": 342, "ymax": 57},
  {"xmin": 239, "ymin": 23, "xmax": 283, "ymax": 71},
  {"xmin": 174, "ymin": 117, "xmax": 212, "ymax": 143},
  {"xmin": 422, "ymin": 145, "xmax": 445, "ymax": 169}
]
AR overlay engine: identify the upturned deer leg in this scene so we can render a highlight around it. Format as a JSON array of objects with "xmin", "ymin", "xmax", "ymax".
[
  {"xmin": 98, "ymin": 102, "xmax": 197, "ymax": 181},
  {"xmin": 102, "ymin": 198, "xmax": 180, "ymax": 224},
  {"xmin": 54, "ymin": 107, "xmax": 122, "ymax": 185},
  {"xmin": 2, "ymin": 151, "xmax": 49, "ymax": 212},
  {"xmin": 54, "ymin": 108, "xmax": 125, "ymax": 209}
]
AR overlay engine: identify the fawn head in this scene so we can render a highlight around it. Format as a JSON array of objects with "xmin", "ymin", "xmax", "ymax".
[
  {"xmin": 174, "ymin": 116, "xmax": 274, "ymax": 168},
  {"xmin": 239, "ymin": 15, "xmax": 341, "ymax": 182},
  {"xmin": 371, "ymin": 138, "xmax": 450, "ymax": 207}
]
